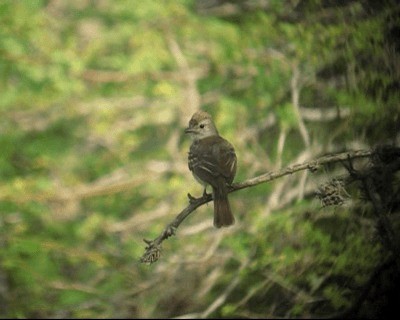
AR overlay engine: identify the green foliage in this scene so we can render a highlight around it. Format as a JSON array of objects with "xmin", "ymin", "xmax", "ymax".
[{"xmin": 1, "ymin": 0, "xmax": 399, "ymax": 318}]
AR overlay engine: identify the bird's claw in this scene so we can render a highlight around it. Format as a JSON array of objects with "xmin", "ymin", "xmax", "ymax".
[
  {"xmin": 187, "ymin": 190, "xmax": 211, "ymax": 204},
  {"xmin": 187, "ymin": 193, "xmax": 198, "ymax": 204}
]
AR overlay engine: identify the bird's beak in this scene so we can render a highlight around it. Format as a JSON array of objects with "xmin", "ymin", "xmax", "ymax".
[{"xmin": 184, "ymin": 127, "xmax": 194, "ymax": 134}]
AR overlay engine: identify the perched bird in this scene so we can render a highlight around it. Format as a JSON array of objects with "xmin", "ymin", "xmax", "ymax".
[{"xmin": 185, "ymin": 110, "xmax": 237, "ymax": 228}]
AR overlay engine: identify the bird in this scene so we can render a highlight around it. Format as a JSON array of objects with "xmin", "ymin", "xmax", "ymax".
[{"xmin": 184, "ymin": 110, "xmax": 237, "ymax": 228}]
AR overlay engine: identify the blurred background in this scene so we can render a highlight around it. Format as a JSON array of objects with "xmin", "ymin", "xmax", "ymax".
[{"xmin": 1, "ymin": 0, "xmax": 399, "ymax": 318}]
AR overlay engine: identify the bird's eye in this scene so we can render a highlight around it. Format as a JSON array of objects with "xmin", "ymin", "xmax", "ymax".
[{"xmin": 199, "ymin": 124, "xmax": 205, "ymax": 128}]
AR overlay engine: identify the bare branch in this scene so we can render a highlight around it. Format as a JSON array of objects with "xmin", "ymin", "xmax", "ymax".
[
  {"xmin": 232, "ymin": 149, "xmax": 372, "ymax": 192},
  {"xmin": 140, "ymin": 149, "xmax": 373, "ymax": 264}
]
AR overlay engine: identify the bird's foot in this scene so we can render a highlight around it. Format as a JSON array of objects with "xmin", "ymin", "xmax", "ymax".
[{"xmin": 187, "ymin": 190, "xmax": 212, "ymax": 204}]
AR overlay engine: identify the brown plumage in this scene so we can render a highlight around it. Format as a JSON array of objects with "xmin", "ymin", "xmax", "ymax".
[{"xmin": 185, "ymin": 111, "xmax": 237, "ymax": 228}]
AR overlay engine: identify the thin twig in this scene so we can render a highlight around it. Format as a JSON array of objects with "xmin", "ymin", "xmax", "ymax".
[{"xmin": 232, "ymin": 149, "xmax": 372, "ymax": 192}]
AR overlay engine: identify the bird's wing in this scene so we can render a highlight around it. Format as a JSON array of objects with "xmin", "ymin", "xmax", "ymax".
[{"xmin": 190, "ymin": 136, "xmax": 237, "ymax": 186}]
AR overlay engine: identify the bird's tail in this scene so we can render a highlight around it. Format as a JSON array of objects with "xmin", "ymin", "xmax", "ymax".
[{"xmin": 212, "ymin": 182, "xmax": 235, "ymax": 228}]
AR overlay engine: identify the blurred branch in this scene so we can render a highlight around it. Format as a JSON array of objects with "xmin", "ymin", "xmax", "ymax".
[
  {"xmin": 81, "ymin": 67, "xmax": 208, "ymax": 84},
  {"xmin": 299, "ymin": 106, "xmax": 351, "ymax": 121},
  {"xmin": 275, "ymin": 127, "xmax": 287, "ymax": 170},
  {"xmin": 236, "ymin": 278, "xmax": 272, "ymax": 309},
  {"xmin": 265, "ymin": 149, "xmax": 311, "ymax": 215},
  {"xmin": 297, "ymin": 170, "xmax": 308, "ymax": 201},
  {"xmin": 174, "ymin": 258, "xmax": 249, "ymax": 319},
  {"xmin": 166, "ymin": 32, "xmax": 200, "ymax": 123},
  {"xmin": 291, "ymin": 65, "xmax": 310, "ymax": 148},
  {"xmin": 263, "ymin": 269, "xmax": 314, "ymax": 302},
  {"xmin": 140, "ymin": 149, "xmax": 373, "ymax": 264},
  {"xmin": 195, "ymin": 0, "xmax": 271, "ymax": 17},
  {"xmin": 200, "ymin": 258, "xmax": 249, "ymax": 318}
]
